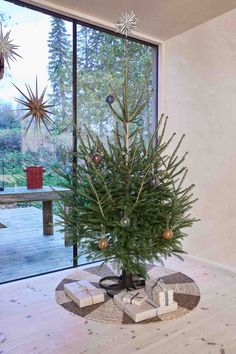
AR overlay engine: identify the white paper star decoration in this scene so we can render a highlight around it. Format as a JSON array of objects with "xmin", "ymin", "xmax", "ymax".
[
  {"xmin": 0, "ymin": 23, "xmax": 21, "ymax": 79},
  {"xmin": 13, "ymin": 78, "xmax": 54, "ymax": 135},
  {"xmin": 115, "ymin": 11, "xmax": 140, "ymax": 36}
]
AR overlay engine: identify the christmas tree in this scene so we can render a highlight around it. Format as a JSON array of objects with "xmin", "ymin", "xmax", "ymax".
[{"xmin": 58, "ymin": 12, "xmax": 198, "ymax": 291}]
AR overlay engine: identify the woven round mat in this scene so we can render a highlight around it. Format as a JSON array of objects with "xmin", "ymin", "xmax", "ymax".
[{"xmin": 55, "ymin": 263, "xmax": 200, "ymax": 324}]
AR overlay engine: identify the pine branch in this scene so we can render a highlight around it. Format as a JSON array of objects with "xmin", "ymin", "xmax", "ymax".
[
  {"xmin": 90, "ymin": 164, "xmax": 113, "ymax": 203},
  {"xmin": 157, "ymin": 132, "xmax": 176, "ymax": 155},
  {"xmin": 130, "ymin": 86, "xmax": 152, "ymax": 121},
  {"xmin": 134, "ymin": 163, "xmax": 154, "ymax": 207},
  {"xmin": 147, "ymin": 113, "xmax": 165, "ymax": 152},
  {"xmin": 168, "ymin": 152, "xmax": 188, "ymax": 176},
  {"xmin": 169, "ymin": 134, "xmax": 185, "ymax": 165},
  {"xmin": 177, "ymin": 169, "xmax": 188, "ymax": 191},
  {"xmin": 87, "ymin": 175, "xmax": 106, "ymax": 220},
  {"xmin": 109, "ymin": 104, "xmax": 124, "ymax": 122},
  {"xmin": 155, "ymin": 115, "xmax": 168, "ymax": 148},
  {"xmin": 108, "ymin": 81, "xmax": 125, "ymax": 116}
]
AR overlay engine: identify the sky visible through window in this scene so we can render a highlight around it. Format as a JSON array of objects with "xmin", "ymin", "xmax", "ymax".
[{"xmin": 0, "ymin": 0, "xmax": 71, "ymax": 104}]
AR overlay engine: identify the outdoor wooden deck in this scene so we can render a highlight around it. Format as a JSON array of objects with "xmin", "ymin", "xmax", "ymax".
[{"xmin": 0, "ymin": 206, "xmax": 83, "ymax": 283}]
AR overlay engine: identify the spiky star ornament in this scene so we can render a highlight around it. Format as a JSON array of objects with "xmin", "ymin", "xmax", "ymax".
[
  {"xmin": 115, "ymin": 11, "xmax": 139, "ymax": 36},
  {"xmin": 13, "ymin": 77, "xmax": 54, "ymax": 135},
  {"xmin": 0, "ymin": 24, "xmax": 21, "ymax": 79}
]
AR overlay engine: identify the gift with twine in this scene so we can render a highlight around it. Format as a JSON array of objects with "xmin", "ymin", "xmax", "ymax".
[{"xmin": 64, "ymin": 279, "xmax": 105, "ymax": 308}]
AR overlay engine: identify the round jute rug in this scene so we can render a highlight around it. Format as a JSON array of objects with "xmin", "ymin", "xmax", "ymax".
[{"xmin": 55, "ymin": 263, "xmax": 200, "ymax": 324}]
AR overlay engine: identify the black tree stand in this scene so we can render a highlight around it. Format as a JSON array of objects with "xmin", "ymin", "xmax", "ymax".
[{"xmin": 99, "ymin": 269, "xmax": 145, "ymax": 297}]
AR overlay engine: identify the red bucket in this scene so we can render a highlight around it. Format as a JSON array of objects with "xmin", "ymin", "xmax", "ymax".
[{"xmin": 24, "ymin": 166, "xmax": 45, "ymax": 189}]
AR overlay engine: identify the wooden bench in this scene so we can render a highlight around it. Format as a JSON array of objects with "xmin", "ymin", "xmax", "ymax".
[{"xmin": 0, "ymin": 186, "xmax": 70, "ymax": 235}]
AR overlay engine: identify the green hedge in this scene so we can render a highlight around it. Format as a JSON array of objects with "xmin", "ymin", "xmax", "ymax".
[{"xmin": 0, "ymin": 128, "xmax": 22, "ymax": 151}]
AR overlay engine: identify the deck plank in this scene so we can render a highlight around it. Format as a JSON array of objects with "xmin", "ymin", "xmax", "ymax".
[{"xmin": 0, "ymin": 207, "xmax": 86, "ymax": 283}]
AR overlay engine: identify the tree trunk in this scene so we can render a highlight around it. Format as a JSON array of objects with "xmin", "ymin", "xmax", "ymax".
[{"xmin": 121, "ymin": 269, "xmax": 134, "ymax": 289}]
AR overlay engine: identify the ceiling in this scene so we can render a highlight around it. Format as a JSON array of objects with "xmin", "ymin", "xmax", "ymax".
[{"xmin": 25, "ymin": 0, "xmax": 236, "ymax": 41}]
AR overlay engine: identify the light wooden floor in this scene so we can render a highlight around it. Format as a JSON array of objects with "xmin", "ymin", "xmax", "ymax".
[
  {"xmin": 0, "ymin": 207, "xmax": 86, "ymax": 283},
  {"xmin": 0, "ymin": 256, "xmax": 236, "ymax": 354}
]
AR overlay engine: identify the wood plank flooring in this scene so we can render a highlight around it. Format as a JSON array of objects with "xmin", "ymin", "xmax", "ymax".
[
  {"xmin": 0, "ymin": 256, "xmax": 236, "ymax": 353},
  {"xmin": 0, "ymin": 207, "xmax": 86, "ymax": 283}
]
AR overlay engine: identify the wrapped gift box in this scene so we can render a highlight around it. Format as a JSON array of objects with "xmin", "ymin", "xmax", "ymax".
[
  {"xmin": 64, "ymin": 280, "xmax": 105, "ymax": 308},
  {"xmin": 124, "ymin": 302, "xmax": 157, "ymax": 323},
  {"xmin": 147, "ymin": 297, "xmax": 178, "ymax": 315},
  {"xmin": 114, "ymin": 290, "xmax": 157, "ymax": 322},
  {"xmin": 114, "ymin": 290, "xmax": 132, "ymax": 311},
  {"xmin": 145, "ymin": 279, "xmax": 156, "ymax": 299},
  {"xmin": 157, "ymin": 301, "xmax": 178, "ymax": 315},
  {"xmin": 145, "ymin": 278, "xmax": 174, "ymax": 307},
  {"xmin": 122, "ymin": 288, "xmax": 148, "ymax": 306}
]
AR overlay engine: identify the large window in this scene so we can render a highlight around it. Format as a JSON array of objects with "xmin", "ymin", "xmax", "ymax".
[
  {"xmin": 0, "ymin": 0, "xmax": 157, "ymax": 283},
  {"xmin": 76, "ymin": 25, "xmax": 154, "ymax": 141}
]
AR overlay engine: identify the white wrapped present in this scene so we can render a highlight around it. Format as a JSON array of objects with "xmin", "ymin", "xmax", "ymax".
[
  {"xmin": 114, "ymin": 290, "xmax": 157, "ymax": 322},
  {"xmin": 114, "ymin": 290, "xmax": 129, "ymax": 311},
  {"xmin": 122, "ymin": 288, "xmax": 148, "ymax": 306},
  {"xmin": 64, "ymin": 280, "xmax": 105, "ymax": 308},
  {"xmin": 145, "ymin": 279, "xmax": 156, "ymax": 299},
  {"xmin": 156, "ymin": 301, "xmax": 178, "ymax": 315},
  {"xmin": 147, "ymin": 296, "xmax": 178, "ymax": 315},
  {"xmin": 145, "ymin": 278, "xmax": 174, "ymax": 307},
  {"xmin": 124, "ymin": 302, "xmax": 157, "ymax": 323}
]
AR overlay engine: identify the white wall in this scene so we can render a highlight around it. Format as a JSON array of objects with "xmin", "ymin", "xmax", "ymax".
[{"xmin": 164, "ymin": 8, "xmax": 236, "ymax": 269}]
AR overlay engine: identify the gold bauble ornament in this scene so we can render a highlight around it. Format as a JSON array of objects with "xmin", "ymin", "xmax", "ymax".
[
  {"xmin": 98, "ymin": 238, "xmax": 109, "ymax": 250},
  {"xmin": 162, "ymin": 229, "xmax": 173, "ymax": 240}
]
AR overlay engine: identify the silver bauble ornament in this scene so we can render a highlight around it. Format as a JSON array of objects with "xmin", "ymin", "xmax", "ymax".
[
  {"xmin": 149, "ymin": 175, "xmax": 160, "ymax": 187},
  {"xmin": 120, "ymin": 216, "xmax": 130, "ymax": 227}
]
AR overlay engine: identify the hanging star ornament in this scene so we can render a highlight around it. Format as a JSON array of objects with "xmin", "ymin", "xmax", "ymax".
[
  {"xmin": 0, "ymin": 24, "xmax": 21, "ymax": 78},
  {"xmin": 115, "ymin": 11, "xmax": 140, "ymax": 36},
  {"xmin": 13, "ymin": 78, "xmax": 54, "ymax": 135}
]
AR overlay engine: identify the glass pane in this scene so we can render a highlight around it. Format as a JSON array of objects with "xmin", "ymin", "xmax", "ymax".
[
  {"xmin": 0, "ymin": 1, "xmax": 73, "ymax": 283},
  {"xmin": 0, "ymin": 1, "xmax": 156, "ymax": 281},
  {"xmin": 76, "ymin": 25, "xmax": 153, "ymax": 263},
  {"xmin": 77, "ymin": 26, "xmax": 153, "ymax": 141}
]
